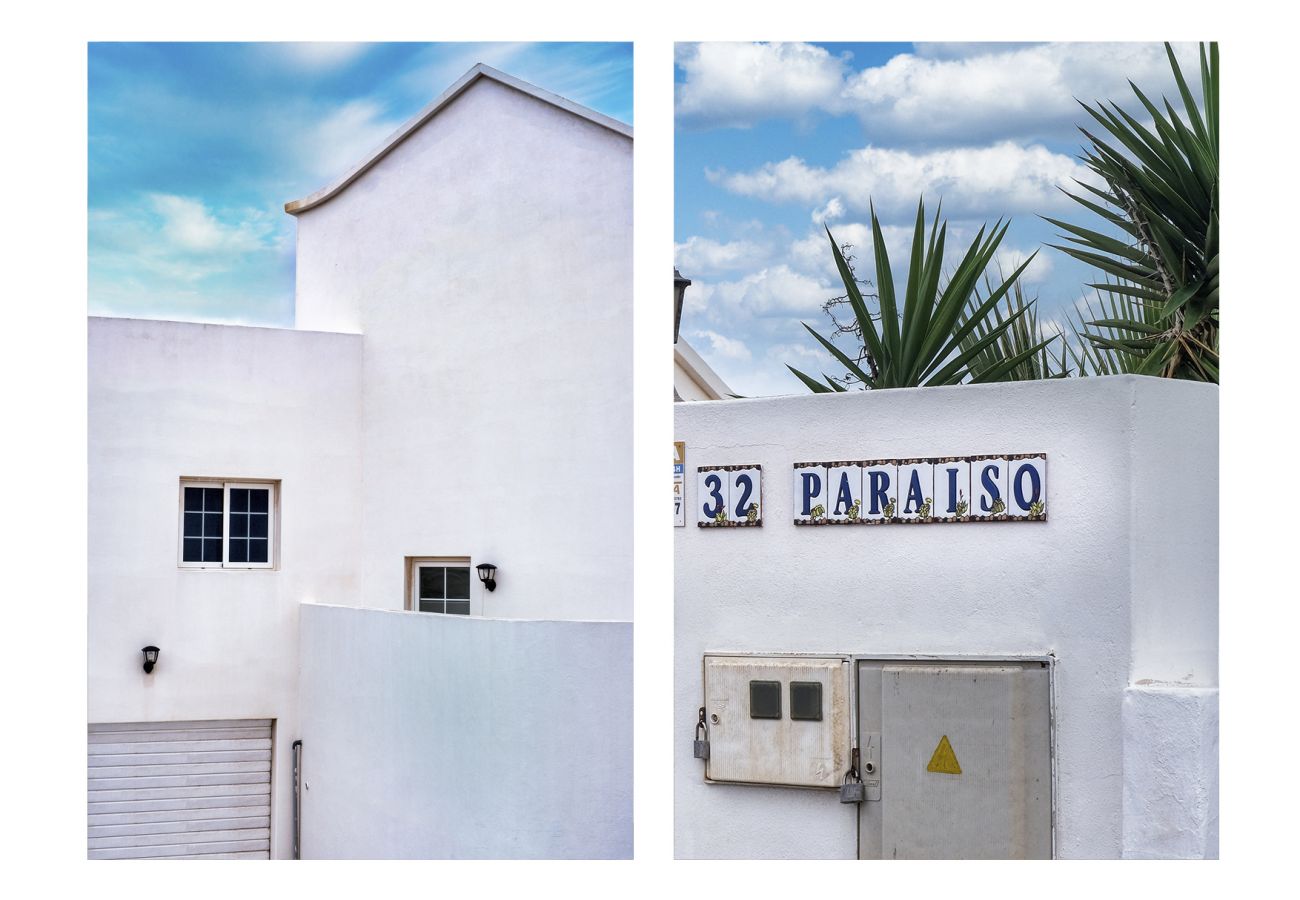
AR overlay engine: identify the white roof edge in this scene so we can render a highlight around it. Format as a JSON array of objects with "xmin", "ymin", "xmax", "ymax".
[
  {"xmin": 675, "ymin": 337, "xmax": 733, "ymax": 400},
  {"xmin": 284, "ymin": 63, "xmax": 633, "ymax": 216}
]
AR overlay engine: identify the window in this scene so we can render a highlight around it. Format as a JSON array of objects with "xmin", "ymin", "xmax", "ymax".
[
  {"xmin": 407, "ymin": 557, "xmax": 473, "ymax": 615},
  {"xmin": 179, "ymin": 480, "xmax": 277, "ymax": 569}
]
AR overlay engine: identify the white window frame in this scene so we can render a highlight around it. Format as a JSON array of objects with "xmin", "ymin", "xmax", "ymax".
[
  {"xmin": 178, "ymin": 479, "xmax": 278, "ymax": 570},
  {"xmin": 406, "ymin": 556, "xmax": 476, "ymax": 616}
]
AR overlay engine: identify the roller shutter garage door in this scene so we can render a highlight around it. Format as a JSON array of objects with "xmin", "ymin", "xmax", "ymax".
[{"xmin": 88, "ymin": 719, "xmax": 272, "ymax": 859}]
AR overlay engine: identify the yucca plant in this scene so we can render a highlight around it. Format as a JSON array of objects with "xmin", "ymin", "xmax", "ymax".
[
  {"xmin": 788, "ymin": 199, "xmax": 1058, "ymax": 391},
  {"xmin": 959, "ymin": 274, "xmax": 1071, "ymax": 380},
  {"xmin": 1046, "ymin": 42, "xmax": 1218, "ymax": 382},
  {"xmin": 1062, "ymin": 276, "xmax": 1165, "ymax": 375}
]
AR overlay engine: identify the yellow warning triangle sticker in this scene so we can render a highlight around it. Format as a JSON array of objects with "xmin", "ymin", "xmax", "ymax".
[{"xmin": 926, "ymin": 735, "xmax": 962, "ymax": 775}]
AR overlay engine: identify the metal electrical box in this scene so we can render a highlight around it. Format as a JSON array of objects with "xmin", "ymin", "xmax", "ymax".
[
  {"xmin": 703, "ymin": 655, "xmax": 850, "ymax": 789},
  {"xmin": 856, "ymin": 659, "xmax": 1053, "ymax": 859}
]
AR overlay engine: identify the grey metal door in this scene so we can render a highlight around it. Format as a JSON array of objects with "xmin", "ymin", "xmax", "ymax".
[{"xmin": 857, "ymin": 660, "xmax": 1052, "ymax": 859}]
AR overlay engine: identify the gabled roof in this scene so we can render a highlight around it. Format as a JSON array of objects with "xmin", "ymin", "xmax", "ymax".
[{"xmin": 284, "ymin": 63, "xmax": 633, "ymax": 215}]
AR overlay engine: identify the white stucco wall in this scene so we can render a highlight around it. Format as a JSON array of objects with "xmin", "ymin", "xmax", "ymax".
[
  {"xmin": 293, "ymin": 76, "xmax": 633, "ymax": 622},
  {"xmin": 297, "ymin": 603, "xmax": 633, "ymax": 859},
  {"xmin": 88, "ymin": 316, "xmax": 364, "ymax": 859},
  {"xmin": 673, "ymin": 376, "xmax": 1217, "ymax": 859}
]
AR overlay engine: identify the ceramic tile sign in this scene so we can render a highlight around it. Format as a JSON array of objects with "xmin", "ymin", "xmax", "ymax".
[
  {"xmin": 1005, "ymin": 453, "xmax": 1047, "ymax": 521},
  {"xmin": 793, "ymin": 463, "xmax": 829, "ymax": 525},
  {"xmin": 933, "ymin": 457, "xmax": 972, "ymax": 522},
  {"xmin": 827, "ymin": 463, "xmax": 864, "ymax": 523},
  {"xmin": 793, "ymin": 455, "xmax": 1046, "ymax": 526},
  {"xmin": 674, "ymin": 442, "xmax": 686, "ymax": 528},
  {"xmin": 896, "ymin": 459, "xmax": 935, "ymax": 523},
  {"xmin": 861, "ymin": 461, "xmax": 898, "ymax": 524},
  {"xmin": 697, "ymin": 465, "xmax": 763, "ymax": 527}
]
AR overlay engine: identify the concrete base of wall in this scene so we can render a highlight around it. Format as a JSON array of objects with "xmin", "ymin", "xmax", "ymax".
[{"xmin": 1122, "ymin": 683, "xmax": 1219, "ymax": 859}]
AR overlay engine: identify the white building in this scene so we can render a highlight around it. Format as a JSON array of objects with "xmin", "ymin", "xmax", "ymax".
[
  {"xmin": 88, "ymin": 65, "xmax": 633, "ymax": 860},
  {"xmin": 675, "ymin": 377, "xmax": 1217, "ymax": 859}
]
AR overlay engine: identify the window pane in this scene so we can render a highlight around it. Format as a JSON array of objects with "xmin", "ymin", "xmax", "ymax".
[
  {"xmin": 418, "ymin": 597, "xmax": 444, "ymax": 614},
  {"xmin": 183, "ymin": 538, "xmax": 202, "ymax": 561},
  {"xmin": 446, "ymin": 567, "xmax": 471, "ymax": 599},
  {"xmin": 229, "ymin": 539, "xmax": 248, "ymax": 564},
  {"xmin": 249, "ymin": 489, "xmax": 269, "ymax": 513},
  {"xmin": 418, "ymin": 567, "xmax": 445, "ymax": 599},
  {"xmin": 204, "ymin": 488, "xmax": 223, "ymax": 513},
  {"xmin": 204, "ymin": 513, "xmax": 222, "ymax": 539},
  {"xmin": 184, "ymin": 488, "xmax": 204, "ymax": 512},
  {"xmin": 230, "ymin": 514, "xmax": 249, "ymax": 538},
  {"xmin": 203, "ymin": 538, "xmax": 222, "ymax": 563},
  {"xmin": 247, "ymin": 538, "xmax": 268, "ymax": 564},
  {"xmin": 444, "ymin": 600, "xmax": 471, "ymax": 615},
  {"xmin": 230, "ymin": 488, "xmax": 249, "ymax": 513},
  {"xmin": 249, "ymin": 514, "xmax": 268, "ymax": 538},
  {"xmin": 183, "ymin": 512, "xmax": 203, "ymax": 538}
]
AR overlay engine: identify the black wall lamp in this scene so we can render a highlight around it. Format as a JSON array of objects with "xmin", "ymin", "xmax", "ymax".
[
  {"xmin": 141, "ymin": 645, "xmax": 160, "ymax": 674},
  {"xmin": 476, "ymin": 563, "xmax": 497, "ymax": 592}
]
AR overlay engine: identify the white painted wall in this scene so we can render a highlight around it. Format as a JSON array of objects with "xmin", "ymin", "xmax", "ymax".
[
  {"xmin": 293, "ymin": 77, "xmax": 633, "ymax": 622},
  {"xmin": 88, "ymin": 316, "xmax": 364, "ymax": 860},
  {"xmin": 673, "ymin": 375, "xmax": 1218, "ymax": 859},
  {"xmin": 297, "ymin": 603, "xmax": 632, "ymax": 859}
]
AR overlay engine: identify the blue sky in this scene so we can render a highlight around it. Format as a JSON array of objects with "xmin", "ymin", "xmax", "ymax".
[
  {"xmin": 89, "ymin": 42, "xmax": 632, "ymax": 326},
  {"xmin": 675, "ymin": 41, "xmax": 1202, "ymax": 397}
]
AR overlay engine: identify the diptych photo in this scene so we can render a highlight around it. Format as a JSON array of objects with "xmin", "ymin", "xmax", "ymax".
[{"xmin": 81, "ymin": 37, "xmax": 1219, "ymax": 863}]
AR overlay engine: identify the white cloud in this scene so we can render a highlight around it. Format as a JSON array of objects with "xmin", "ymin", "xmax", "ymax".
[
  {"xmin": 843, "ymin": 42, "xmax": 1201, "ymax": 142},
  {"xmin": 146, "ymin": 194, "xmax": 271, "ymax": 255},
  {"xmin": 395, "ymin": 43, "xmax": 631, "ymax": 124},
  {"xmin": 272, "ymin": 42, "xmax": 372, "ymax": 72},
  {"xmin": 810, "ymin": 197, "xmax": 845, "ymax": 225},
  {"xmin": 675, "ymin": 42, "xmax": 850, "ymax": 128},
  {"xmin": 90, "ymin": 195, "xmax": 284, "ymax": 295},
  {"xmin": 688, "ymin": 265, "xmax": 833, "ymax": 325},
  {"xmin": 993, "ymin": 247, "xmax": 1054, "ymax": 285},
  {"xmin": 674, "ymin": 237, "xmax": 770, "ymax": 278},
  {"xmin": 713, "ymin": 141, "xmax": 1094, "ymax": 217},
  {"xmin": 789, "ymin": 222, "xmax": 877, "ymax": 281},
  {"xmin": 301, "ymin": 99, "xmax": 402, "ymax": 183},
  {"xmin": 690, "ymin": 329, "xmax": 753, "ymax": 361},
  {"xmin": 676, "ymin": 41, "xmax": 1201, "ymax": 141}
]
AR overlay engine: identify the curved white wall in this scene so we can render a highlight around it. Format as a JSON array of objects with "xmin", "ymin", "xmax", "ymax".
[{"xmin": 297, "ymin": 603, "xmax": 633, "ymax": 859}]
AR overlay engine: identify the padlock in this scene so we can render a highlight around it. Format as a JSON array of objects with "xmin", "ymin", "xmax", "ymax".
[
  {"xmin": 839, "ymin": 775, "xmax": 865, "ymax": 804},
  {"xmin": 693, "ymin": 707, "xmax": 710, "ymax": 760},
  {"xmin": 840, "ymin": 748, "xmax": 865, "ymax": 803}
]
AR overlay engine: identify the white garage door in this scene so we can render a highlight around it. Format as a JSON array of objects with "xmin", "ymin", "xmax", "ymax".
[{"xmin": 88, "ymin": 719, "xmax": 273, "ymax": 859}]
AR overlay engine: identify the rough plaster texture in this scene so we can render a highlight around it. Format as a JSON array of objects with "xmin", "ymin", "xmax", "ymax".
[
  {"xmin": 88, "ymin": 316, "xmax": 364, "ymax": 859},
  {"xmin": 297, "ymin": 603, "xmax": 633, "ymax": 859},
  {"xmin": 1121, "ymin": 684, "xmax": 1219, "ymax": 858},
  {"xmin": 293, "ymin": 76, "xmax": 633, "ymax": 623},
  {"xmin": 673, "ymin": 376, "xmax": 1217, "ymax": 859}
]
